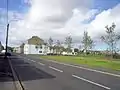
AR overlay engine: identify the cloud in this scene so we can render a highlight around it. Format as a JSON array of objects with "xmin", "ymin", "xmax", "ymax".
[
  {"xmin": 7, "ymin": 0, "xmax": 120, "ymax": 48},
  {"xmin": 0, "ymin": 8, "xmax": 26, "ymax": 45},
  {"xmin": 0, "ymin": 8, "xmax": 7, "ymax": 43},
  {"xmin": 88, "ymin": 3, "xmax": 120, "ymax": 38},
  {"xmin": 8, "ymin": 0, "xmax": 92, "ymax": 46}
]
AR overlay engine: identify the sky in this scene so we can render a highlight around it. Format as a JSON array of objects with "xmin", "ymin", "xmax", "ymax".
[{"xmin": 0, "ymin": 0, "xmax": 120, "ymax": 50}]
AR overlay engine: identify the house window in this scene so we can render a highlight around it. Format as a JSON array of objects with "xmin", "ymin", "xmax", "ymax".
[
  {"xmin": 40, "ymin": 46, "xmax": 42, "ymax": 49},
  {"xmin": 39, "ymin": 51, "xmax": 42, "ymax": 53},
  {"xmin": 35, "ymin": 45, "xmax": 38, "ymax": 49}
]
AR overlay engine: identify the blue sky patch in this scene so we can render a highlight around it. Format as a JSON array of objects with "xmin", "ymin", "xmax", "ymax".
[
  {"xmin": 0, "ymin": 0, "xmax": 29, "ymax": 13},
  {"xmin": 92, "ymin": 0, "xmax": 120, "ymax": 10}
]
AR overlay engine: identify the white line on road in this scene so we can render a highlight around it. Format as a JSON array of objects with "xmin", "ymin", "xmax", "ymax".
[
  {"xmin": 44, "ymin": 59, "xmax": 120, "ymax": 78},
  {"xmin": 31, "ymin": 60, "xmax": 36, "ymax": 62},
  {"xmin": 49, "ymin": 66, "xmax": 63, "ymax": 72},
  {"xmin": 27, "ymin": 59, "xmax": 30, "ymax": 60},
  {"xmin": 72, "ymin": 74, "xmax": 111, "ymax": 90},
  {"xmin": 38, "ymin": 62, "xmax": 45, "ymax": 66}
]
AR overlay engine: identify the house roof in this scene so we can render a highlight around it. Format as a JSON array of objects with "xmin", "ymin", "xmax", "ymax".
[{"xmin": 27, "ymin": 36, "xmax": 44, "ymax": 45}]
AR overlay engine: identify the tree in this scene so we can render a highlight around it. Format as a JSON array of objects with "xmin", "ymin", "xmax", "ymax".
[
  {"xmin": 61, "ymin": 46, "xmax": 67, "ymax": 52},
  {"xmin": 79, "ymin": 44, "xmax": 82, "ymax": 50},
  {"xmin": 52, "ymin": 45, "xmax": 56, "ymax": 54},
  {"xmin": 65, "ymin": 36, "xmax": 72, "ymax": 52},
  {"xmin": 101, "ymin": 23, "xmax": 120, "ymax": 58},
  {"xmin": 48, "ymin": 37, "xmax": 53, "ymax": 53},
  {"xmin": 82, "ymin": 31, "xmax": 94, "ymax": 54},
  {"xmin": 79, "ymin": 44, "xmax": 83, "ymax": 53},
  {"xmin": 43, "ymin": 43, "xmax": 48, "ymax": 54},
  {"xmin": 0, "ymin": 41, "xmax": 4, "ymax": 52},
  {"xmin": 56, "ymin": 40, "xmax": 61, "ymax": 54}
]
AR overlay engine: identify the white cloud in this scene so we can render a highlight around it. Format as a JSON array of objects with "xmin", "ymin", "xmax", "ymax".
[
  {"xmin": 0, "ymin": 8, "xmax": 8, "ymax": 44},
  {"xmin": 88, "ymin": 4, "xmax": 120, "ymax": 38},
  {"xmin": 8, "ymin": 0, "xmax": 92, "ymax": 46},
  {"xmin": 0, "ymin": 8, "xmax": 25, "ymax": 45},
  {"xmin": 8, "ymin": 0, "xmax": 120, "ymax": 48}
]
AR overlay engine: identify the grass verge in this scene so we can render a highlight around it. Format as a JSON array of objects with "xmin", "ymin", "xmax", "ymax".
[{"xmin": 40, "ymin": 55, "xmax": 120, "ymax": 71}]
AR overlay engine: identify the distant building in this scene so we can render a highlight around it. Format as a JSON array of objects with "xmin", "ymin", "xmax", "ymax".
[
  {"xmin": 14, "ymin": 36, "xmax": 78, "ymax": 55},
  {"xmin": 13, "ymin": 47, "xmax": 21, "ymax": 53},
  {"xmin": 23, "ymin": 36, "xmax": 52, "ymax": 55},
  {"xmin": 20, "ymin": 43, "xmax": 25, "ymax": 53}
]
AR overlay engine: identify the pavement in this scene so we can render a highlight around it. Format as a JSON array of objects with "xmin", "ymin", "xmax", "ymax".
[
  {"xmin": 9, "ymin": 54, "xmax": 120, "ymax": 90},
  {"xmin": 0, "ymin": 55, "xmax": 15, "ymax": 90}
]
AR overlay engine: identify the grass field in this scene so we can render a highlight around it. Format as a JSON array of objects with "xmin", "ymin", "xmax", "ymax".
[{"xmin": 40, "ymin": 55, "xmax": 120, "ymax": 71}]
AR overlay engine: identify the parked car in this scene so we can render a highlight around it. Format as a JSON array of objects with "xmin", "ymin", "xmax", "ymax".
[{"xmin": 0, "ymin": 50, "xmax": 11, "ymax": 56}]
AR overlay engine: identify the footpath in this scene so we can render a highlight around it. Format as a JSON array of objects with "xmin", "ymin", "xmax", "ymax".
[{"xmin": 0, "ymin": 55, "xmax": 15, "ymax": 90}]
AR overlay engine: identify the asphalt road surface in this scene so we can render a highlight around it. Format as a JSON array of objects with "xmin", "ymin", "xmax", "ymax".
[{"xmin": 10, "ymin": 54, "xmax": 120, "ymax": 90}]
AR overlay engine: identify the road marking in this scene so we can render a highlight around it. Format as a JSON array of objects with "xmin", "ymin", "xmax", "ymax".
[
  {"xmin": 38, "ymin": 62, "xmax": 45, "ymax": 66},
  {"xmin": 72, "ymin": 74, "xmax": 111, "ymax": 90},
  {"xmin": 31, "ymin": 60, "xmax": 36, "ymax": 62},
  {"xmin": 49, "ymin": 66, "xmax": 63, "ymax": 72},
  {"xmin": 44, "ymin": 59, "xmax": 120, "ymax": 78},
  {"xmin": 28, "ymin": 59, "xmax": 30, "ymax": 60}
]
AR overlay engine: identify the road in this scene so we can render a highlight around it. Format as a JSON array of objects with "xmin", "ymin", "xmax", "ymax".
[{"xmin": 10, "ymin": 54, "xmax": 120, "ymax": 90}]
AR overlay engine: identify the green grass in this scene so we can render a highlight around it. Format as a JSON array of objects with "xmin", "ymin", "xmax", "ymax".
[{"xmin": 39, "ymin": 55, "xmax": 120, "ymax": 71}]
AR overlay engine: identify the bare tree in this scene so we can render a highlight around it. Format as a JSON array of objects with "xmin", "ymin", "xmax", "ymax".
[
  {"xmin": 48, "ymin": 37, "xmax": 53, "ymax": 53},
  {"xmin": 52, "ymin": 45, "xmax": 56, "ymax": 54},
  {"xmin": 101, "ymin": 23, "xmax": 120, "ymax": 58},
  {"xmin": 82, "ymin": 31, "xmax": 94, "ymax": 54},
  {"xmin": 43, "ymin": 43, "xmax": 48, "ymax": 54},
  {"xmin": 56, "ymin": 40, "xmax": 61, "ymax": 54},
  {"xmin": 65, "ymin": 36, "xmax": 72, "ymax": 52}
]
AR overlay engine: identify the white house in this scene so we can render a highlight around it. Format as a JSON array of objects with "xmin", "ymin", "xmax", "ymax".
[
  {"xmin": 24, "ymin": 44, "xmax": 51, "ymax": 55},
  {"xmin": 20, "ymin": 36, "xmax": 53, "ymax": 55}
]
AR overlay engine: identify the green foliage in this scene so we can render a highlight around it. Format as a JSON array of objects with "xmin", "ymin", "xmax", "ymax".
[
  {"xmin": 0, "ymin": 41, "xmax": 4, "ymax": 52},
  {"xmin": 61, "ymin": 47, "xmax": 67, "ymax": 52}
]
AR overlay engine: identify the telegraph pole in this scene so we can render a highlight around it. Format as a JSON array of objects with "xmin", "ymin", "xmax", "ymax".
[
  {"xmin": 5, "ymin": 24, "xmax": 9, "ymax": 57},
  {"xmin": 5, "ymin": 0, "xmax": 9, "ymax": 58}
]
